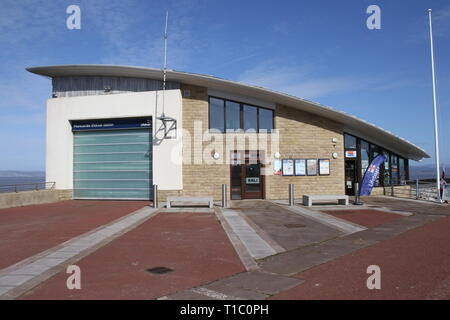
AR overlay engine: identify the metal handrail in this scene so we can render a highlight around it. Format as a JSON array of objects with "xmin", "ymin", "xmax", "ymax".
[
  {"xmin": 0, "ymin": 182, "xmax": 56, "ymax": 193},
  {"xmin": 384, "ymin": 179, "xmax": 440, "ymax": 202}
]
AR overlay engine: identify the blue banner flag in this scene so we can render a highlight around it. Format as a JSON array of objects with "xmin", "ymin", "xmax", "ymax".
[{"xmin": 359, "ymin": 154, "xmax": 385, "ymax": 196}]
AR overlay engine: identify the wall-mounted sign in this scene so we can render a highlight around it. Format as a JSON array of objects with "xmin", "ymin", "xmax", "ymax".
[
  {"xmin": 319, "ymin": 159, "xmax": 330, "ymax": 175},
  {"xmin": 345, "ymin": 150, "xmax": 357, "ymax": 158},
  {"xmin": 273, "ymin": 159, "xmax": 282, "ymax": 175},
  {"xmin": 306, "ymin": 159, "xmax": 317, "ymax": 176},
  {"xmin": 282, "ymin": 159, "xmax": 294, "ymax": 176},
  {"xmin": 294, "ymin": 159, "xmax": 306, "ymax": 176},
  {"xmin": 246, "ymin": 177, "xmax": 260, "ymax": 184},
  {"xmin": 71, "ymin": 117, "xmax": 151, "ymax": 131}
]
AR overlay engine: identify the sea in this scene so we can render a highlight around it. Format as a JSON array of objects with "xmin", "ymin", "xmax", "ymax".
[{"xmin": 0, "ymin": 176, "xmax": 46, "ymax": 193}]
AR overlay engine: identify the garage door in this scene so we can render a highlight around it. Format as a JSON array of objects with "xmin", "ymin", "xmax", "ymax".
[{"xmin": 72, "ymin": 118, "xmax": 152, "ymax": 200}]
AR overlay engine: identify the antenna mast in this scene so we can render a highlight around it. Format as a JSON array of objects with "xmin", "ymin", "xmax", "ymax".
[{"xmin": 162, "ymin": 10, "xmax": 169, "ymax": 117}]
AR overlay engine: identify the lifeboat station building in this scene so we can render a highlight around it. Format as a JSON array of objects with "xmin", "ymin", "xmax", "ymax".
[{"xmin": 27, "ymin": 65, "xmax": 429, "ymax": 202}]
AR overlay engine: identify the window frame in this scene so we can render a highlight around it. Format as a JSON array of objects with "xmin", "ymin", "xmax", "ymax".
[
  {"xmin": 208, "ymin": 96, "xmax": 275, "ymax": 133},
  {"xmin": 343, "ymin": 132, "xmax": 410, "ymax": 187}
]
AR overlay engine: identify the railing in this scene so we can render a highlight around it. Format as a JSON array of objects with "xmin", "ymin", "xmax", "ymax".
[
  {"xmin": 384, "ymin": 179, "xmax": 439, "ymax": 202},
  {"xmin": 0, "ymin": 182, "xmax": 56, "ymax": 194}
]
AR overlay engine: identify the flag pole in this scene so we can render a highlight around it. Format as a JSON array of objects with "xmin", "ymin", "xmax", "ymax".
[{"xmin": 427, "ymin": 9, "xmax": 442, "ymax": 203}]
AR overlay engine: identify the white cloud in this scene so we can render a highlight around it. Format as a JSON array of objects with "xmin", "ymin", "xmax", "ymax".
[
  {"xmin": 237, "ymin": 60, "xmax": 363, "ymax": 99},
  {"xmin": 237, "ymin": 60, "xmax": 423, "ymax": 100},
  {"xmin": 84, "ymin": 0, "xmax": 202, "ymax": 69}
]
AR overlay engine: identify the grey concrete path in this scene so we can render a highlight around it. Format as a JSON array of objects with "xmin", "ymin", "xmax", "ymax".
[
  {"xmin": 0, "ymin": 206, "xmax": 160, "ymax": 299},
  {"xmin": 272, "ymin": 201, "xmax": 367, "ymax": 234},
  {"xmin": 162, "ymin": 271, "xmax": 304, "ymax": 300},
  {"xmin": 219, "ymin": 209, "xmax": 278, "ymax": 260}
]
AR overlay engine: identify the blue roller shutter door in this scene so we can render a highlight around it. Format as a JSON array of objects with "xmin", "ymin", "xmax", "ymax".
[{"xmin": 73, "ymin": 128, "xmax": 152, "ymax": 199}]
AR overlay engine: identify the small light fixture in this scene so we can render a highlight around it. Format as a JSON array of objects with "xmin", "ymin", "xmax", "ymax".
[
  {"xmin": 212, "ymin": 151, "xmax": 220, "ymax": 160},
  {"xmin": 332, "ymin": 152, "xmax": 338, "ymax": 159},
  {"xmin": 274, "ymin": 152, "xmax": 281, "ymax": 159},
  {"xmin": 331, "ymin": 138, "xmax": 337, "ymax": 143},
  {"xmin": 157, "ymin": 113, "xmax": 177, "ymax": 139}
]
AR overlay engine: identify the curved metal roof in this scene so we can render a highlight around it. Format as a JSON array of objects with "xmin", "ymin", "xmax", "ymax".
[{"xmin": 26, "ymin": 64, "xmax": 429, "ymax": 161}]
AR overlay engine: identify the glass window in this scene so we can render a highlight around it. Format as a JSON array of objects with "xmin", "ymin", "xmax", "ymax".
[
  {"xmin": 259, "ymin": 108, "xmax": 274, "ymax": 132},
  {"xmin": 209, "ymin": 98, "xmax": 224, "ymax": 132},
  {"xmin": 226, "ymin": 101, "xmax": 241, "ymax": 132},
  {"xmin": 399, "ymin": 158, "xmax": 406, "ymax": 185},
  {"xmin": 383, "ymin": 152, "xmax": 391, "ymax": 186},
  {"xmin": 209, "ymin": 97, "xmax": 275, "ymax": 133},
  {"xmin": 370, "ymin": 144, "xmax": 381, "ymax": 186},
  {"xmin": 344, "ymin": 134, "xmax": 357, "ymax": 149},
  {"xmin": 391, "ymin": 155, "xmax": 399, "ymax": 185},
  {"xmin": 360, "ymin": 140, "xmax": 370, "ymax": 177},
  {"xmin": 243, "ymin": 105, "xmax": 257, "ymax": 132}
]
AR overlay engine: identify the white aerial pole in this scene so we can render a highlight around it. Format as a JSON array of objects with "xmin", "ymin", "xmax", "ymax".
[
  {"xmin": 427, "ymin": 9, "xmax": 442, "ymax": 203},
  {"xmin": 162, "ymin": 10, "xmax": 169, "ymax": 117}
]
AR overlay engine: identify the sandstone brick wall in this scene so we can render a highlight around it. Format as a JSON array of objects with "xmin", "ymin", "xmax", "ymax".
[
  {"xmin": 166, "ymin": 84, "xmax": 346, "ymax": 202},
  {"xmin": 265, "ymin": 105, "xmax": 345, "ymax": 199},
  {"xmin": 57, "ymin": 189, "xmax": 73, "ymax": 201}
]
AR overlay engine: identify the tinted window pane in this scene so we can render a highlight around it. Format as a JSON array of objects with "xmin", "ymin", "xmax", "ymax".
[
  {"xmin": 344, "ymin": 134, "xmax": 357, "ymax": 149},
  {"xmin": 243, "ymin": 105, "xmax": 257, "ymax": 132},
  {"xmin": 391, "ymin": 155, "xmax": 399, "ymax": 185},
  {"xmin": 360, "ymin": 140, "xmax": 370, "ymax": 177},
  {"xmin": 384, "ymin": 152, "xmax": 391, "ymax": 185},
  {"xmin": 399, "ymin": 158, "xmax": 406, "ymax": 185},
  {"xmin": 259, "ymin": 108, "xmax": 274, "ymax": 132},
  {"xmin": 226, "ymin": 101, "xmax": 240, "ymax": 131},
  {"xmin": 209, "ymin": 98, "xmax": 224, "ymax": 132},
  {"xmin": 370, "ymin": 144, "xmax": 381, "ymax": 186}
]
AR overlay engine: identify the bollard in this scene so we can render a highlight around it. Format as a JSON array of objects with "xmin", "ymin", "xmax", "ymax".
[
  {"xmin": 222, "ymin": 184, "xmax": 228, "ymax": 208},
  {"xmin": 415, "ymin": 178, "xmax": 419, "ymax": 200},
  {"xmin": 353, "ymin": 182, "xmax": 363, "ymax": 205},
  {"xmin": 391, "ymin": 185, "xmax": 394, "ymax": 197},
  {"xmin": 289, "ymin": 184, "xmax": 295, "ymax": 206},
  {"xmin": 152, "ymin": 184, "xmax": 158, "ymax": 208}
]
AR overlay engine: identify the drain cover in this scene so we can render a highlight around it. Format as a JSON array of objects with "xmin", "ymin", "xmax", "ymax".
[
  {"xmin": 146, "ymin": 267, "xmax": 173, "ymax": 274},
  {"xmin": 284, "ymin": 223, "xmax": 305, "ymax": 228}
]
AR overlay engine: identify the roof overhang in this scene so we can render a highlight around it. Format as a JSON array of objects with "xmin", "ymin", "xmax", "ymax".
[{"xmin": 26, "ymin": 64, "xmax": 430, "ymax": 161}]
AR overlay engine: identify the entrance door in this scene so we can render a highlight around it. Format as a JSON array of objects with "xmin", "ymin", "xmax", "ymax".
[
  {"xmin": 230, "ymin": 151, "xmax": 264, "ymax": 200},
  {"xmin": 345, "ymin": 159, "xmax": 357, "ymax": 196}
]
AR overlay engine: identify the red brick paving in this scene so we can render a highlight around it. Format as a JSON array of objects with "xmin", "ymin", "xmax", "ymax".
[
  {"xmin": 271, "ymin": 215, "xmax": 450, "ymax": 300},
  {"xmin": 0, "ymin": 200, "xmax": 148, "ymax": 269},
  {"xmin": 322, "ymin": 209, "xmax": 402, "ymax": 228},
  {"xmin": 20, "ymin": 211, "xmax": 245, "ymax": 300}
]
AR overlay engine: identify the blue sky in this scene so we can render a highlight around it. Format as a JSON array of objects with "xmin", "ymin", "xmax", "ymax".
[{"xmin": 0, "ymin": 0, "xmax": 449, "ymax": 171}]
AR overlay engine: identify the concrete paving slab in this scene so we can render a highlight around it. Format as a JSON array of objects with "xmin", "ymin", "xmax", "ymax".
[
  {"xmin": 203, "ymin": 282, "xmax": 269, "ymax": 300},
  {"xmin": 0, "ymin": 286, "xmax": 15, "ymax": 296},
  {"xmin": 214, "ymin": 209, "xmax": 259, "ymax": 272},
  {"xmin": 9, "ymin": 263, "xmax": 51, "ymax": 276},
  {"xmin": 164, "ymin": 290, "xmax": 216, "ymax": 300},
  {"xmin": 221, "ymin": 209, "xmax": 277, "ymax": 259},
  {"xmin": 190, "ymin": 287, "xmax": 244, "ymax": 300},
  {"xmin": 0, "ymin": 275, "xmax": 34, "ymax": 286},
  {"xmin": 285, "ymin": 204, "xmax": 366, "ymax": 234},
  {"xmin": 321, "ymin": 209, "xmax": 403, "ymax": 228},
  {"xmin": 233, "ymin": 201, "xmax": 343, "ymax": 251},
  {"xmin": 215, "ymin": 271, "xmax": 304, "ymax": 295}
]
